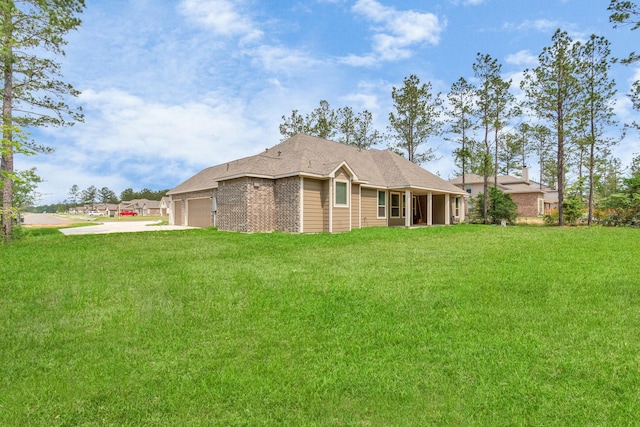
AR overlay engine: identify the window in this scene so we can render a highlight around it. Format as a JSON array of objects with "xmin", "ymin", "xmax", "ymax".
[
  {"xmin": 402, "ymin": 194, "xmax": 406, "ymax": 218},
  {"xmin": 391, "ymin": 193, "xmax": 400, "ymax": 218},
  {"xmin": 335, "ymin": 181, "xmax": 348, "ymax": 206},
  {"xmin": 455, "ymin": 197, "xmax": 459, "ymax": 216},
  {"xmin": 377, "ymin": 191, "xmax": 386, "ymax": 218}
]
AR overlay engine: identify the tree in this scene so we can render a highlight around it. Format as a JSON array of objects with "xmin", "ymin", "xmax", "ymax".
[
  {"xmin": 447, "ymin": 77, "xmax": 477, "ymax": 187},
  {"xmin": 120, "ymin": 188, "xmax": 134, "ymax": 201},
  {"xmin": 609, "ymin": 1, "xmax": 640, "ymax": 127},
  {"xmin": 1, "ymin": 0, "xmax": 85, "ymax": 241},
  {"xmin": 528, "ymin": 124, "xmax": 556, "ymax": 188},
  {"xmin": 98, "ymin": 187, "xmax": 118, "ymax": 204},
  {"xmin": 353, "ymin": 110, "xmax": 381, "ymax": 150},
  {"xmin": 388, "ymin": 74, "xmax": 444, "ymax": 164},
  {"xmin": 279, "ymin": 109, "xmax": 307, "ymax": 140},
  {"xmin": 499, "ymin": 132, "xmax": 523, "ymax": 176},
  {"xmin": 12, "ymin": 167, "xmax": 41, "ymax": 210},
  {"xmin": 609, "ymin": 0, "xmax": 640, "ymax": 63},
  {"xmin": 521, "ymin": 29, "xmax": 582, "ymax": 226},
  {"xmin": 80, "ymin": 185, "xmax": 97, "ymax": 206},
  {"xmin": 473, "ymin": 53, "xmax": 506, "ymax": 223},
  {"xmin": 68, "ymin": 184, "xmax": 80, "ymax": 207},
  {"xmin": 574, "ymin": 34, "xmax": 618, "ymax": 225},
  {"xmin": 469, "ymin": 187, "xmax": 517, "ymax": 225},
  {"xmin": 307, "ymin": 100, "xmax": 337, "ymax": 140}
]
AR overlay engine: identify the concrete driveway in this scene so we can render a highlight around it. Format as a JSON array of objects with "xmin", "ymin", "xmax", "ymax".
[
  {"xmin": 22, "ymin": 213, "xmax": 194, "ymax": 235},
  {"xmin": 59, "ymin": 220, "xmax": 195, "ymax": 235}
]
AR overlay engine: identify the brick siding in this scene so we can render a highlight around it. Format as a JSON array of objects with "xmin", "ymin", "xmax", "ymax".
[
  {"xmin": 246, "ymin": 178, "xmax": 276, "ymax": 232},
  {"xmin": 218, "ymin": 178, "xmax": 249, "ymax": 232},
  {"xmin": 275, "ymin": 177, "xmax": 300, "ymax": 232},
  {"xmin": 510, "ymin": 192, "xmax": 541, "ymax": 217}
]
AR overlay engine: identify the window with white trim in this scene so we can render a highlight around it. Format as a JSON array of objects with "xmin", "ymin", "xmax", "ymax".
[
  {"xmin": 402, "ymin": 193, "xmax": 406, "ymax": 218},
  {"xmin": 377, "ymin": 191, "xmax": 386, "ymax": 218},
  {"xmin": 455, "ymin": 197, "xmax": 459, "ymax": 216},
  {"xmin": 390, "ymin": 192, "xmax": 400, "ymax": 218},
  {"xmin": 335, "ymin": 181, "xmax": 348, "ymax": 206}
]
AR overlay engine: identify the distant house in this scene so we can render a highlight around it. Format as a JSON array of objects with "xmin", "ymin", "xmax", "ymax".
[
  {"xmin": 120, "ymin": 199, "xmax": 161, "ymax": 216},
  {"xmin": 159, "ymin": 197, "xmax": 171, "ymax": 217},
  {"xmin": 94, "ymin": 203, "xmax": 119, "ymax": 216},
  {"xmin": 168, "ymin": 134, "xmax": 468, "ymax": 233},
  {"xmin": 449, "ymin": 167, "xmax": 555, "ymax": 217}
]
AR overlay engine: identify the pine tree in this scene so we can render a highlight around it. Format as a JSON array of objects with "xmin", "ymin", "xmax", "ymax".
[{"xmin": 1, "ymin": 0, "xmax": 85, "ymax": 241}]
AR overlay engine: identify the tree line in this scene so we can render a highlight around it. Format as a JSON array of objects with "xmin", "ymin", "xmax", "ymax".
[
  {"xmin": 279, "ymin": 3, "xmax": 640, "ymax": 226},
  {"xmin": 65, "ymin": 185, "xmax": 169, "ymax": 206}
]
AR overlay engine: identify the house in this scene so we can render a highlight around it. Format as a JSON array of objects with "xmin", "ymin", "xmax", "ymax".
[
  {"xmin": 449, "ymin": 167, "xmax": 555, "ymax": 217},
  {"xmin": 120, "ymin": 199, "xmax": 161, "ymax": 216},
  {"xmin": 168, "ymin": 134, "xmax": 468, "ymax": 233},
  {"xmin": 159, "ymin": 197, "xmax": 171, "ymax": 217},
  {"xmin": 93, "ymin": 203, "xmax": 119, "ymax": 216}
]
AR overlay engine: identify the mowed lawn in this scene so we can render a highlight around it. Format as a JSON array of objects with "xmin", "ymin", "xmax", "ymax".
[{"xmin": 1, "ymin": 225, "xmax": 639, "ymax": 426}]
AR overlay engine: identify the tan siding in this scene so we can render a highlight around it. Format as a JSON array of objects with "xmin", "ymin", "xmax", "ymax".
[
  {"xmin": 322, "ymin": 180, "xmax": 329, "ymax": 232},
  {"xmin": 303, "ymin": 178, "xmax": 325, "ymax": 233},
  {"xmin": 173, "ymin": 200, "xmax": 183, "ymax": 225},
  {"xmin": 188, "ymin": 198, "xmax": 212, "ymax": 227},
  {"xmin": 361, "ymin": 188, "xmax": 387, "ymax": 227},
  {"xmin": 351, "ymin": 184, "xmax": 360, "ymax": 229},
  {"xmin": 432, "ymin": 194, "xmax": 446, "ymax": 224},
  {"xmin": 333, "ymin": 208, "xmax": 350, "ymax": 232}
]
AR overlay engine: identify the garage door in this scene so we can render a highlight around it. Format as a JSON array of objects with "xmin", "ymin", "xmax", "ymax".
[
  {"xmin": 174, "ymin": 200, "xmax": 183, "ymax": 225},
  {"xmin": 188, "ymin": 198, "xmax": 212, "ymax": 227}
]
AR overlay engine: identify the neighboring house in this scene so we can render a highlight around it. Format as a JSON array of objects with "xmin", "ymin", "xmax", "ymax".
[
  {"xmin": 93, "ymin": 203, "xmax": 119, "ymax": 216},
  {"xmin": 159, "ymin": 197, "xmax": 172, "ymax": 217},
  {"xmin": 449, "ymin": 167, "xmax": 555, "ymax": 217},
  {"xmin": 168, "ymin": 134, "xmax": 468, "ymax": 233},
  {"xmin": 120, "ymin": 199, "xmax": 161, "ymax": 216}
]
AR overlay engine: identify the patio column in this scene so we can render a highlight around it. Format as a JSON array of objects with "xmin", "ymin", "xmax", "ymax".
[
  {"xmin": 427, "ymin": 192, "xmax": 433, "ymax": 225},
  {"xmin": 460, "ymin": 197, "xmax": 466, "ymax": 222},
  {"xmin": 445, "ymin": 193, "xmax": 450, "ymax": 225},
  {"xmin": 405, "ymin": 190, "xmax": 411, "ymax": 227}
]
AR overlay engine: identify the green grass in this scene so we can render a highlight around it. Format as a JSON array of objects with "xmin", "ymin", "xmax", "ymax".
[{"xmin": 1, "ymin": 225, "xmax": 639, "ymax": 425}]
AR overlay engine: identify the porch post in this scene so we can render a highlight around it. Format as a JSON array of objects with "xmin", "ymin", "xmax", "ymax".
[
  {"xmin": 405, "ymin": 190, "xmax": 411, "ymax": 227},
  {"xmin": 460, "ymin": 197, "xmax": 466, "ymax": 222},
  {"xmin": 427, "ymin": 192, "xmax": 433, "ymax": 225},
  {"xmin": 445, "ymin": 193, "xmax": 450, "ymax": 225}
]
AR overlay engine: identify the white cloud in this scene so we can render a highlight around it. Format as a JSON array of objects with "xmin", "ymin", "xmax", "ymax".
[
  {"xmin": 178, "ymin": 0, "xmax": 263, "ymax": 42},
  {"xmin": 247, "ymin": 45, "xmax": 324, "ymax": 74},
  {"xmin": 505, "ymin": 50, "xmax": 538, "ymax": 67},
  {"xmin": 349, "ymin": 0, "xmax": 444, "ymax": 64},
  {"xmin": 503, "ymin": 19, "xmax": 562, "ymax": 33}
]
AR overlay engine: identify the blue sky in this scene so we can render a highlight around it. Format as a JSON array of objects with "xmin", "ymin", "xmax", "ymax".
[{"xmin": 20, "ymin": 0, "xmax": 640, "ymax": 204}]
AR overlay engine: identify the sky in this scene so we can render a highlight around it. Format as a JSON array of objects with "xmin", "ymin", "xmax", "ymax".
[{"xmin": 18, "ymin": 0, "xmax": 640, "ymax": 204}]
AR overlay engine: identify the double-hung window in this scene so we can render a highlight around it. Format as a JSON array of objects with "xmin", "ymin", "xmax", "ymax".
[{"xmin": 390, "ymin": 192, "xmax": 400, "ymax": 218}]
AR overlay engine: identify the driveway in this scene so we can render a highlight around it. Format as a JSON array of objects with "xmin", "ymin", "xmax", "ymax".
[
  {"xmin": 59, "ymin": 220, "xmax": 195, "ymax": 235},
  {"xmin": 22, "ymin": 213, "xmax": 194, "ymax": 235}
]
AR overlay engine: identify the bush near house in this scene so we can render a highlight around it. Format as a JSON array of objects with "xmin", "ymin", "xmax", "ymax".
[{"xmin": 469, "ymin": 187, "xmax": 518, "ymax": 224}]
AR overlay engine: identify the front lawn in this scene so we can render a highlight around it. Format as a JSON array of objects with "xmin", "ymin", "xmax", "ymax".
[{"xmin": 1, "ymin": 225, "xmax": 639, "ymax": 425}]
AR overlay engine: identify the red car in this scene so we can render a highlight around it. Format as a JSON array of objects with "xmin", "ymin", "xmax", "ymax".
[{"xmin": 119, "ymin": 210, "xmax": 138, "ymax": 216}]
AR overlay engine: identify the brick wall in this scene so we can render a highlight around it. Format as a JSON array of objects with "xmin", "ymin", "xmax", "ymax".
[
  {"xmin": 246, "ymin": 178, "xmax": 276, "ymax": 232},
  {"xmin": 275, "ymin": 177, "xmax": 300, "ymax": 232},
  {"xmin": 511, "ymin": 192, "xmax": 541, "ymax": 217},
  {"xmin": 218, "ymin": 178, "xmax": 249, "ymax": 232}
]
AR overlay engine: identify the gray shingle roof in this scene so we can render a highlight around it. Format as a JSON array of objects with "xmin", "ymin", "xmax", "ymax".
[{"xmin": 169, "ymin": 134, "xmax": 466, "ymax": 195}]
